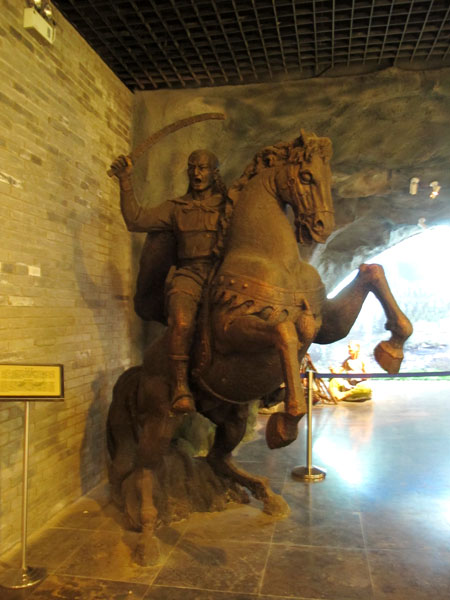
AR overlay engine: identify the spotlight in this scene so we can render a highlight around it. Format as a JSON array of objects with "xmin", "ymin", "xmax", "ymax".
[
  {"xmin": 429, "ymin": 181, "xmax": 440, "ymax": 199},
  {"xmin": 409, "ymin": 177, "xmax": 419, "ymax": 195},
  {"xmin": 43, "ymin": 3, "xmax": 53, "ymax": 21}
]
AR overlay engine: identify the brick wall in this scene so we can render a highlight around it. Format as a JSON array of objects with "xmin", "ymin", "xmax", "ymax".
[{"xmin": 0, "ymin": 1, "xmax": 137, "ymax": 552}]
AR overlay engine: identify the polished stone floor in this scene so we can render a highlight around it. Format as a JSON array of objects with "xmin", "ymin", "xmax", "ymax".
[{"xmin": 1, "ymin": 379, "xmax": 449, "ymax": 599}]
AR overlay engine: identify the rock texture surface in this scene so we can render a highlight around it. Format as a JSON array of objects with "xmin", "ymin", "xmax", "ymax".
[{"xmin": 132, "ymin": 66, "xmax": 450, "ymax": 289}]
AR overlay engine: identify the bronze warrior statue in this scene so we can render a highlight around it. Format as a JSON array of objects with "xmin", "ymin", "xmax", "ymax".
[
  {"xmin": 107, "ymin": 131, "xmax": 412, "ymax": 566},
  {"xmin": 109, "ymin": 150, "xmax": 228, "ymax": 414}
]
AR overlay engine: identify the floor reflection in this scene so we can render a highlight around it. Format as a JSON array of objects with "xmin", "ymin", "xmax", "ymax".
[{"xmin": 1, "ymin": 379, "xmax": 449, "ymax": 599}]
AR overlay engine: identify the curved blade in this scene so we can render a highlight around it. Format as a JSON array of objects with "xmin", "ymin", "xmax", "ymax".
[{"xmin": 108, "ymin": 112, "xmax": 225, "ymax": 177}]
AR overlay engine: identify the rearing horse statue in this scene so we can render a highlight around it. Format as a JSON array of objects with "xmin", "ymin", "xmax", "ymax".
[{"xmin": 107, "ymin": 131, "xmax": 412, "ymax": 564}]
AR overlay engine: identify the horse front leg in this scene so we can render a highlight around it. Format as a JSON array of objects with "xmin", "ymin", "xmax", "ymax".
[
  {"xmin": 225, "ymin": 317, "xmax": 306, "ymax": 415},
  {"xmin": 223, "ymin": 316, "xmax": 306, "ymax": 448},
  {"xmin": 316, "ymin": 263, "xmax": 413, "ymax": 372}
]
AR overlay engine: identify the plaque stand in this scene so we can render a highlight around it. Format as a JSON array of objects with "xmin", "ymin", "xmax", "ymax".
[
  {"xmin": 291, "ymin": 371, "xmax": 326, "ymax": 482},
  {"xmin": 0, "ymin": 401, "xmax": 46, "ymax": 589}
]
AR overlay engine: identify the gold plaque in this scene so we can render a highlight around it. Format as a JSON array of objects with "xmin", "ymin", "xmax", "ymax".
[{"xmin": 0, "ymin": 364, "xmax": 64, "ymax": 400}]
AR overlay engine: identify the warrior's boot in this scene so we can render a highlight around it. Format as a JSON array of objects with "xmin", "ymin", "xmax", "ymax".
[{"xmin": 169, "ymin": 355, "xmax": 195, "ymax": 414}]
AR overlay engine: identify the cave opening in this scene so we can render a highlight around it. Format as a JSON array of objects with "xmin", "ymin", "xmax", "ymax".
[{"xmin": 311, "ymin": 225, "xmax": 450, "ymax": 373}]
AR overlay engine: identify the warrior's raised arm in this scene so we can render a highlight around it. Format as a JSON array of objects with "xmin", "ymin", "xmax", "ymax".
[{"xmin": 109, "ymin": 154, "xmax": 173, "ymax": 233}]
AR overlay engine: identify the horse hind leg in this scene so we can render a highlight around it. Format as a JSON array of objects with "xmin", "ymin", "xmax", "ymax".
[
  {"xmin": 206, "ymin": 404, "xmax": 290, "ymax": 518},
  {"xmin": 107, "ymin": 366, "xmax": 142, "ymax": 507},
  {"xmin": 132, "ymin": 374, "xmax": 181, "ymax": 565},
  {"xmin": 132, "ymin": 466, "xmax": 161, "ymax": 566}
]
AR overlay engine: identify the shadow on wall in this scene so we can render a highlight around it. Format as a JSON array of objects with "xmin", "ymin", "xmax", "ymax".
[
  {"xmin": 70, "ymin": 214, "xmax": 132, "ymax": 494},
  {"xmin": 80, "ymin": 372, "xmax": 109, "ymax": 493}
]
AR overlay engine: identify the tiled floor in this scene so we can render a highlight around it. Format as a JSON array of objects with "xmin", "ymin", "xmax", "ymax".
[{"xmin": 1, "ymin": 379, "xmax": 450, "ymax": 599}]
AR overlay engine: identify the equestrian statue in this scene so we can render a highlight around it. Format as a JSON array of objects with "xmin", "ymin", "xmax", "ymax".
[{"xmin": 107, "ymin": 127, "xmax": 412, "ymax": 564}]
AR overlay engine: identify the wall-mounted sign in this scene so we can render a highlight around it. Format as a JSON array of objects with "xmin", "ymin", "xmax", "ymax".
[{"xmin": 0, "ymin": 364, "xmax": 64, "ymax": 400}]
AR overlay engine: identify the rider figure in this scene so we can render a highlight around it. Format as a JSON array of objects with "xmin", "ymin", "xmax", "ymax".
[{"xmin": 110, "ymin": 150, "xmax": 228, "ymax": 414}]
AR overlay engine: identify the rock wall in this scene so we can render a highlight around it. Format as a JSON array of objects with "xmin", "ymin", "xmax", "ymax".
[{"xmin": 132, "ymin": 66, "xmax": 450, "ymax": 289}]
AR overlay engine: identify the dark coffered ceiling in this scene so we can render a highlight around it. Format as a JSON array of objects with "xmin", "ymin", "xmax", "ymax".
[{"xmin": 53, "ymin": 0, "xmax": 450, "ymax": 90}]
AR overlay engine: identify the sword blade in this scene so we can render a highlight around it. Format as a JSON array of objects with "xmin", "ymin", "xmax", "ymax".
[{"xmin": 107, "ymin": 112, "xmax": 225, "ymax": 177}]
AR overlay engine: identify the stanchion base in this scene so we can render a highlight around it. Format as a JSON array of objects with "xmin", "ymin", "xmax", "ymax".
[
  {"xmin": 0, "ymin": 566, "xmax": 46, "ymax": 589},
  {"xmin": 291, "ymin": 465, "xmax": 326, "ymax": 482}
]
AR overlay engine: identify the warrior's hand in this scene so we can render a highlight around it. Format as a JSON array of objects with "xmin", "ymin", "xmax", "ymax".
[{"xmin": 108, "ymin": 155, "xmax": 133, "ymax": 179}]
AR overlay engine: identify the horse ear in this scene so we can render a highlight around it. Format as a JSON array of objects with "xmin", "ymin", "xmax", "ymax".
[
  {"xmin": 294, "ymin": 129, "xmax": 310, "ymax": 148},
  {"xmin": 295, "ymin": 129, "xmax": 306, "ymax": 147},
  {"xmin": 318, "ymin": 137, "xmax": 333, "ymax": 163}
]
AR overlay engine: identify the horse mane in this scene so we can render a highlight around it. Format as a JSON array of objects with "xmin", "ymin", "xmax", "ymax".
[
  {"xmin": 216, "ymin": 131, "xmax": 332, "ymax": 257},
  {"xmin": 229, "ymin": 130, "xmax": 332, "ymax": 196}
]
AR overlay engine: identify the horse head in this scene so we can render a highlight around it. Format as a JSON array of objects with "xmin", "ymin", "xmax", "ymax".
[{"xmin": 275, "ymin": 131, "xmax": 334, "ymax": 245}]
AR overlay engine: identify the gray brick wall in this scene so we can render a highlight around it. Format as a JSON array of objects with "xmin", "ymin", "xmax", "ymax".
[{"xmin": 0, "ymin": 1, "xmax": 137, "ymax": 552}]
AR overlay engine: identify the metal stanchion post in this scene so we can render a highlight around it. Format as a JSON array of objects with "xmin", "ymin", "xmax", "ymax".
[
  {"xmin": 0, "ymin": 401, "xmax": 46, "ymax": 589},
  {"xmin": 291, "ymin": 371, "xmax": 326, "ymax": 482}
]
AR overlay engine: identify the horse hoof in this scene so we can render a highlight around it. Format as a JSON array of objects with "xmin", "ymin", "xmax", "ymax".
[
  {"xmin": 134, "ymin": 536, "xmax": 161, "ymax": 566},
  {"xmin": 265, "ymin": 412, "xmax": 303, "ymax": 449},
  {"xmin": 263, "ymin": 492, "xmax": 290, "ymax": 518},
  {"xmin": 374, "ymin": 341, "xmax": 404, "ymax": 373},
  {"xmin": 171, "ymin": 394, "xmax": 196, "ymax": 414}
]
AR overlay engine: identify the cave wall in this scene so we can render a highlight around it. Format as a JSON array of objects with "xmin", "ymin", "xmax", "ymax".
[{"xmin": 132, "ymin": 66, "xmax": 450, "ymax": 290}]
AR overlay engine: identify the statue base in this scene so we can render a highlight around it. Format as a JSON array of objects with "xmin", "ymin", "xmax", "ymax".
[{"xmin": 112, "ymin": 446, "xmax": 251, "ymax": 534}]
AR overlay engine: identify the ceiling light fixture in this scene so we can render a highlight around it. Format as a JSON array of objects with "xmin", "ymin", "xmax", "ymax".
[
  {"xmin": 429, "ymin": 181, "xmax": 440, "ymax": 199},
  {"xmin": 23, "ymin": 1, "xmax": 55, "ymax": 44},
  {"xmin": 409, "ymin": 177, "xmax": 420, "ymax": 195},
  {"xmin": 43, "ymin": 3, "xmax": 53, "ymax": 22}
]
